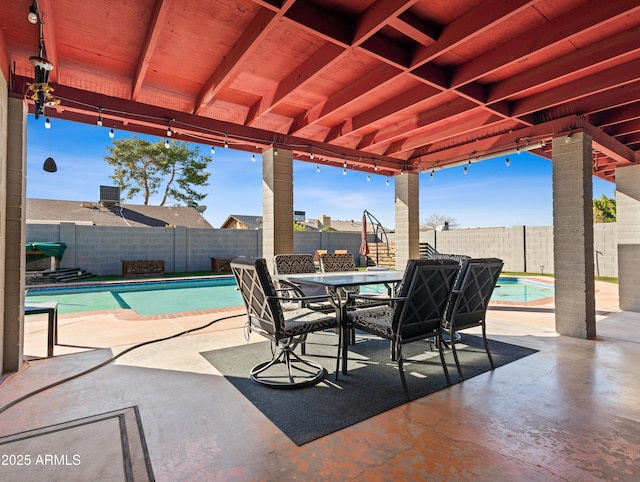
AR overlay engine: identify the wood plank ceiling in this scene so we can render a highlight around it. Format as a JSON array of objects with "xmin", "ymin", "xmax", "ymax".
[{"xmin": 2, "ymin": 0, "xmax": 640, "ymax": 180}]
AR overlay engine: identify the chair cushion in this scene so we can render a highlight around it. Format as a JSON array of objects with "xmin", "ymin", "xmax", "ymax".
[
  {"xmin": 346, "ymin": 306, "xmax": 395, "ymax": 338},
  {"xmin": 282, "ymin": 308, "xmax": 337, "ymax": 338}
]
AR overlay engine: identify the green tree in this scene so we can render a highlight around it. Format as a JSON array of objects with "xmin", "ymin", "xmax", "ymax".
[
  {"xmin": 593, "ymin": 193, "xmax": 616, "ymax": 223},
  {"xmin": 104, "ymin": 137, "xmax": 211, "ymax": 206}
]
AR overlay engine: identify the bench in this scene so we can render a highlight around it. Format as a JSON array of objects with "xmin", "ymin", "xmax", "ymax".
[{"xmin": 122, "ymin": 260, "xmax": 165, "ymax": 278}]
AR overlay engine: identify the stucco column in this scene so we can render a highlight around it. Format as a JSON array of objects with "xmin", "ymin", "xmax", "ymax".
[
  {"xmin": 2, "ymin": 95, "xmax": 28, "ymax": 372},
  {"xmin": 552, "ymin": 131, "xmax": 596, "ymax": 338},
  {"xmin": 394, "ymin": 172, "xmax": 419, "ymax": 270},
  {"xmin": 262, "ymin": 146, "xmax": 293, "ymax": 268},
  {"xmin": 616, "ymin": 164, "xmax": 640, "ymax": 311}
]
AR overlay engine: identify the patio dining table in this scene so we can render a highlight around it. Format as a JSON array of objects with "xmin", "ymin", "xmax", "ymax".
[{"xmin": 274, "ymin": 270, "xmax": 405, "ymax": 375}]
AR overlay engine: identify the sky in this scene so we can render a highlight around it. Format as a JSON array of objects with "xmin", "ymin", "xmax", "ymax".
[{"xmin": 25, "ymin": 116, "xmax": 615, "ymax": 230}]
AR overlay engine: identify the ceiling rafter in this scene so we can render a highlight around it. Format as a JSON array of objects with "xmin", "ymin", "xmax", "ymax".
[
  {"xmin": 388, "ymin": 11, "xmax": 439, "ymax": 46},
  {"xmin": 352, "ymin": 0, "xmax": 419, "ymax": 46},
  {"xmin": 487, "ymin": 25, "xmax": 640, "ymax": 104},
  {"xmin": 194, "ymin": 7, "xmax": 280, "ymax": 115},
  {"xmin": 38, "ymin": 0, "xmax": 58, "ymax": 83},
  {"xmin": 590, "ymin": 101, "xmax": 640, "ymax": 128},
  {"xmin": 382, "ymin": 111, "xmax": 505, "ymax": 156},
  {"xmin": 450, "ymin": 0, "xmax": 640, "ymax": 88},
  {"xmin": 411, "ymin": 0, "xmax": 537, "ymax": 67},
  {"xmin": 246, "ymin": 43, "xmax": 345, "ymax": 125},
  {"xmin": 132, "ymin": 0, "xmax": 172, "ymax": 101},
  {"xmin": 288, "ymin": 63, "xmax": 402, "ymax": 135},
  {"xmin": 356, "ymin": 99, "xmax": 489, "ymax": 151},
  {"xmin": 252, "ymin": 0, "xmax": 418, "ymax": 130},
  {"xmin": 284, "ymin": 0, "xmax": 354, "ymax": 47},
  {"xmin": 513, "ymin": 57, "xmax": 640, "ymax": 117}
]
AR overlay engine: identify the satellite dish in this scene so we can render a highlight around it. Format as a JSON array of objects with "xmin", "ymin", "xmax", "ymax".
[{"xmin": 196, "ymin": 205, "xmax": 207, "ymax": 213}]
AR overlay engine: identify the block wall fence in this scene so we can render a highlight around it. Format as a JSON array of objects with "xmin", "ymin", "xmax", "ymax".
[{"xmin": 26, "ymin": 222, "xmax": 618, "ymax": 277}]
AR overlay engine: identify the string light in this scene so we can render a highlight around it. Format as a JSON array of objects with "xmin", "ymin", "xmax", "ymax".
[
  {"xmin": 343, "ymin": 158, "xmax": 347, "ymax": 176},
  {"xmin": 367, "ymin": 174, "xmax": 370, "ymax": 181},
  {"xmin": 316, "ymin": 165, "xmax": 320, "ymax": 173},
  {"xmin": 44, "ymin": 117, "xmax": 51, "ymax": 129},
  {"xmin": 109, "ymin": 128, "xmax": 115, "ymax": 139},
  {"xmin": 43, "ymin": 94, "xmax": 405, "ymax": 174},
  {"xmin": 164, "ymin": 139, "xmax": 170, "ymax": 149},
  {"xmin": 505, "ymin": 157, "xmax": 510, "ymax": 166},
  {"xmin": 210, "ymin": 146, "xmax": 215, "ymax": 155},
  {"xmin": 28, "ymin": 2, "xmax": 38, "ymax": 24},
  {"xmin": 430, "ymin": 169, "xmax": 435, "ymax": 180},
  {"xmin": 463, "ymin": 165, "xmax": 467, "ymax": 174},
  {"xmin": 251, "ymin": 154, "xmax": 256, "ymax": 162},
  {"xmin": 386, "ymin": 178, "xmax": 389, "ymax": 186}
]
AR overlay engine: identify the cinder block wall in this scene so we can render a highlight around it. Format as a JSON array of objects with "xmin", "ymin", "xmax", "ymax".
[
  {"xmin": 26, "ymin": 222, "xmax": 619, "ymax": 277},
  {"xmin": 420, "ymin": 224, "xmax": 618, "ymax": 276},
  {"xmin": 25, "ymin": 224, "xmax": 364, "ymax": 275}
]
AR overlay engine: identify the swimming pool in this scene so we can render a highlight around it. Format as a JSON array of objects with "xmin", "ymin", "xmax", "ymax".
[
  {"xmin": 25, "ymin": 275, "xmax": 554, "ymax": 317},
  {"xmin": 25, "ymin": 277, "xmax": 243, "ymax": 316},
  {"xmin": 492, "ymin": 277, "xmax": 554, "ymax": 303}
]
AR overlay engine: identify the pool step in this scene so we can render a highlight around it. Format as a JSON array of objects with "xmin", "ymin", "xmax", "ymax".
[{"xmin": 42, "ymin": 268, "xmax": 97, "ymax": 283}]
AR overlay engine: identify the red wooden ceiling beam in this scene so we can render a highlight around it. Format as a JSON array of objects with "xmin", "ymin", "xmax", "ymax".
[
  {"xmin": 451, "ymin": 0, "xmax": 640, "ymax": 88},
  {"xmin": 132, "ymin": 0, "xmax": 172, "ymax": 101}
]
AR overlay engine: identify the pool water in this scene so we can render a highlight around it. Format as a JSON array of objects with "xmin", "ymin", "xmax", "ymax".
[
  {"xmin": 25, "ymin": 277, "xmax": 243, "ymax": 316},
  {"xmin": 492, "ymin": 277, "xmax": 554, "ymax": 302},
  {"xmin": 362, "ymin": 277, "xmax": 554, "ymax": 303},
  {"xmin": 25, "ymin": 275, "xmax": 554, "ymax": 317}
]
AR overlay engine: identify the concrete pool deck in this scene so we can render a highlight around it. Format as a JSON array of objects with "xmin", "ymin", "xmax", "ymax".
[{"xmin": 6, "ymin": 279, "xmax": 640, "ymax": 481}]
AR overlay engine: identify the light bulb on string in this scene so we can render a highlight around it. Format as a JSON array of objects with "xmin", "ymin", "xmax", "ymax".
[
  {"xmin": 367, "ymin": 174, "xmax": 370, "ymax": 181},
  {"xmin": 386, "ymin": 178, "xmax": 389, "ymax": 186},
  {"xmin": 210, "ymin": 146, "xmax": 215, "ymax": 155},
  {"xmin": 44, "ymin": 118, "xmax": 51, "ymax": 129},
  {"xmin": 374, "ymin": 160, "xmax": 378, "ymax": 171},
  {"xmin": 505, "ymin": 157, "xmax": 510, "ymax": 167},
  {"xmin": 251, "ymin": 154, "xmax": 256, "ymax": 162},
  {"xmin": 224, "ymin": 135, "xmax": 229, "ymax": 149},
  {"xmin": 164, "ymin": 139, "xmax": 170, "ymax": 149},
  {"xmin": 96, "ymin": 111, "xmax": 103, "ymax": 127},
  {"xmin": 310, "ymin": 147, "xmax": 314, "ymax": 160},
  {"xmin": 109, "ymin": 128, "xmax": 115, "ymax": 139},
  {"xmin": 316, "ymin": 165, "xmax": 320, "ymax": 173},
  {"xmin": 464, "ymin": 166, "xmax": 468, "ymax": 175}
]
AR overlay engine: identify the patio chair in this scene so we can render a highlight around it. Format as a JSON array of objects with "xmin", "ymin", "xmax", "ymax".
[
  {"xmin": 345, "ymin": 258, "xmax": 462, "ymax": 399},
  {"xmin": 318, "ymin": 252, "xmax": 387, "ymax": 317},
  {"xmin": 231, "ymin": 258, "xmax": 339, "ymax": 389},
  {"xmin": 444, "ymin": 258, "xmax": 504, "ymax": 379},
  {"xmin": 273, "ymin": 253, "xmax": 331, "ymax": 305}
]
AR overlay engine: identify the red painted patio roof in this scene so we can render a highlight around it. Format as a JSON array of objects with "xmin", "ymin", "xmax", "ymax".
[{"xmin": 2, "ymin": 0, "xmax": 640, "ymax": 180}]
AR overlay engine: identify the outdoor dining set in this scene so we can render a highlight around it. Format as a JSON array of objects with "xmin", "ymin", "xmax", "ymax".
[{"xmin": 231, "ymin": 252, "xmax": 503, "ymax": 399}]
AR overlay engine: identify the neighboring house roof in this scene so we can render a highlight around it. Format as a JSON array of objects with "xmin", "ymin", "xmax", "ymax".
[
  {"xmin": 220, "ymin": 215, "xmax": 263, "ymax": 230},
  {"xmin": 26, "ymin": 199, "xmax": 214, "ymax": 229}
]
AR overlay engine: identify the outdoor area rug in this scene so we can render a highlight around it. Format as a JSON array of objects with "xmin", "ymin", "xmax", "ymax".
[
  {"xmin": 0, "ymin": 406, "xmax": 154, "ymax": 481},
  {"xmin": 201, "ymin": 332, "xmax": 537, "ymax": 445}
]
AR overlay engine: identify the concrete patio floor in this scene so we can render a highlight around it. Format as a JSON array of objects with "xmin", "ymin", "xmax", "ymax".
[{"xmin": 2, "ymin": 280, "xmax": 639, "ymax": 481}]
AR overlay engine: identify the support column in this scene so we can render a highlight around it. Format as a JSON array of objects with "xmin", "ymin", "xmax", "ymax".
[
  {"xmin": 0, "ymin": 70, "xmax": 7, "ymax": 374},
  {"xmin": 395, "ymin": 172, "xmax": 419, "ymax": 270},
  {"xmin": 262, "ymin": 147, "xmax": 293, "ymax": 268},
  {"xmin": 2, "ymin": 95, "xmax": 28, "ymax": 372},
  {"xmin": 552, "ymin": 131, "xmax": 596, "ymax": 338},
  {"xmin": 616, "ymin": 164, "xmax": 640, "ymax": 312}
]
